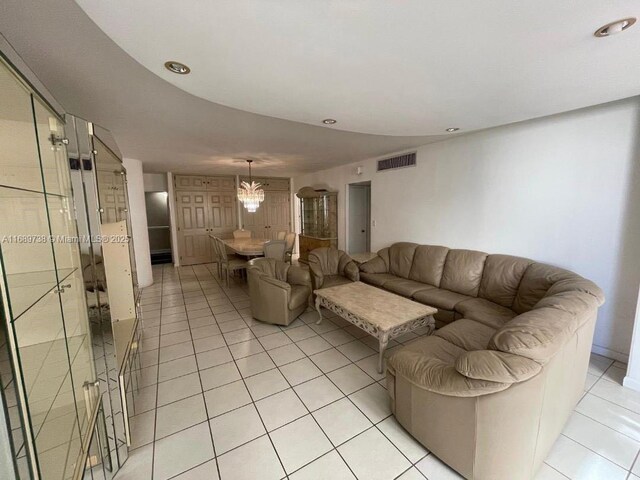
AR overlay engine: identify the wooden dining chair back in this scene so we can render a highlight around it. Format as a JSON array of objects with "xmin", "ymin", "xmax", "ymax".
[
  {"xmin": 233, "ymin": 229, "xmax": 252, "ymax": 239},
  {"xmin": 263, "ymin": 240, "xmax": 287, "ymax": 261},
  {"xmin": 210, "ymin": 234, "xmax": 222, "ymax": 277}
]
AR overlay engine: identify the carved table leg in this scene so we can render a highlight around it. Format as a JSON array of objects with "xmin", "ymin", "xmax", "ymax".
[
  {"xmin": 315, "ymin": 296, "xmax": 323, "ymax": 325},
  {"xmin": 378, "ymin": 333, "xmax": 390, "ymax": 374}
]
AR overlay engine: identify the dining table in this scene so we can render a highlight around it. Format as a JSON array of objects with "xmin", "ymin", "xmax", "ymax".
[{"xmin": 220, "ymin": 237, "xmax": 268, "ymax": 257}]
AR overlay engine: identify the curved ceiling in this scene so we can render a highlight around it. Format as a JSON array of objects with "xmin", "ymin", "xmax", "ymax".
[{"xmin": 75, "ymin": 0, "xmax": 640, "ymax": 136}]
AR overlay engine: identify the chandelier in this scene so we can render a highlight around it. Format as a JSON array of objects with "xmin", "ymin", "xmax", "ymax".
[{"xmin": 237, "ymin": 159, "xmax": 264, "ymax": 213}]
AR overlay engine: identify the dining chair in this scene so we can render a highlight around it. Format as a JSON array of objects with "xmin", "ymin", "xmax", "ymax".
[
  {"xmin": 284, "ymin": 232, "xmax": 296, "ymax": 263},
  {"xmin": 276, "ymin": 231, "xmax": 287, "ymax": 240},
  {"xmin": 215, "ymin": 237, "xmax": 248, "ymax": 286},
  {"xmin": 209, "ymin": 234, "xmax": 222, "ymax": 278},
  {"xmin": 263, "ymin": 239, "xmax": 287, "ymax": 261},
  {"xmin": 233, "ymin": 229, "xmax": 252, "ymax": 239}
]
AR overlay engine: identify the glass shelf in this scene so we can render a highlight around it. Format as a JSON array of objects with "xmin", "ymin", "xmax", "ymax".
[{"xmin": 7, "ymin": 268, "xmax": 77, "ymax": 320}]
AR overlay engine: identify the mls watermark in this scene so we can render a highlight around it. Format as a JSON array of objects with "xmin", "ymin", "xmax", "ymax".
[{"xmin": 0, "ymin": 235, "xmax": 129, "ymax": 244}]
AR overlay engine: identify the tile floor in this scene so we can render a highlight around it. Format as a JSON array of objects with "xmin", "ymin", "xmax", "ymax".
[{"xmin": 115, "ymin": 263, "xmax": 640, "ymax": 480}]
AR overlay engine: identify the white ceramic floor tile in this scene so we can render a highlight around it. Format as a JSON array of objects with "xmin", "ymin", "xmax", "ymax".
[
  {"xmin": 279, "ymin": 358, "xmax": 323, "ymax": 386},
  {"xmin": 313, "ymin": 398, "xmax": 372, "ymax": 446},
  {"xmin": 338, "ymin": 427, "xmax": 411, "ymax": 480},
  {"xmin": 289, "ymin": 450, "xmax": 356, "ymax": 480},
  {"xmin": 270, "ymin": 415, "xmax": 333, "ymax": 474},
  {"xmin": 153, "ymin": 422, "xmax": 215, "ymax": 480},
  {"xmin": 157, "ymin": 372, "xmax": 203, "ymax": 406},
  {"xmin": 349, "ymin": 383, "xmax": 392, "ymax": 423},
  {"xmin": 113, "ymin": 444, "xmax": 153, "ymax": 479},
  {"xmin": 209, "ymin": 404, "xmax": 266, "ymax": 454},
  {"xmin": 199, "ymin": 362, "xmax": 242, "ymax": 391},
  {"xmin": 416, "ymin": 454, "xmax": 463, "ymax": 479},
  {"xmin": 172, "ymin": 459, "xmax": 219, "ymax": 479},
  {"xmin": 562, "ymin": 412, "xmax": 640, "ymax": 469},
  {"xmin": 396, "ymin": 467, "xmax": 427, "ymax": 480},
  {"xmin": 159, "ymin": 341, "xmax": 195, "ymax": 363},
  {"xmin": 197, "ymin": 346, "xmax": 233, "ymax": 370},
  {"xmin": 285, "ymin": 325, "xmax": 317, "ymax": 342},
  {"xmin": 337, "ymin": 340, "xmax": 376, "ymax": 362},
  {"xmin": 205, "ymin": 380, "xmax": 252, "ymax": 417},
  {"xmin": 545, "ymin": 435, "xmax": 627, "ymax": 480},
  {"xmin": 377, "ymin": 416, "xmax": 429, "ymax": 463},
  {"xmin": 217, "ymin": 435, "xmax": 285, "ymax": 480},
  {"xmin": 534, "ymin": 463, "xmax": 570, "ymax": 480},
  {"xmin": 589, "ymin": 354, "xmax": 614, "ymax": 376},
  {"xmin": 310, "ymin": 348, "xmax": 351, "ymax": 373},
  {"xmin": 194, "ymin": 334, "xmax": 227, "ymax": 354},
  {"xmin": 158, "ymin": 355, "xmax": 199, "ymax": 383},
  {"xmin": 229, "ymin": 338, "xmax": 265, "ymax": 359},
  {"xmin": 294, "ymin": 375, "xmax": 344, "ymax": 411},
  {"xmin": 244, "ymin": 369, "xmax": 290, "ymax": 400},
  {"xmin": 296, "ymin": 335, "xmax": 333, "ymax": 356},
  {"xmin": 576, "ymin": 393, "xmax": 640, "ymax": 441},
  {"xmin": 328, "ymin": 364, "xmax": 375, "ymax": 395},
  {"xmin": 156, "ymin": 394, "xmax": 208, "ymax": 439},
  {"xmin": 322, "ymin": 329, "xmax": 356, "ymax": 347},
  {"xmin": 590, "ymin": 378, "xmax": 640, "ymax": 413},
  {"xmin": 236, "ymin": 352, "xmax": 276, "ymax": 377},
  {"xmin": 268, "ymin": 344, "xmax": 306, "ymax": 366},
  {"xmin": 129, "ymin": 410, "xmax": 155, "ymax": 449},
  {"xmin": 255, "ymin": 389, "xmax": 308, "ymax": 431},
  {"xmin": 258, "ymin": 332, "xmax": 292, "ymax": 350}
]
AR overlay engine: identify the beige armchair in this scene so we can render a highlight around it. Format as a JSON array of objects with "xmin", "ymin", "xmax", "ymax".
[
  {"xmin": 308, "ymin": 247, "xmax": 359, "ymax": 291},
  {"xmin": 247, "ymin": 258, "xmax": 312, "ymax": 326}
]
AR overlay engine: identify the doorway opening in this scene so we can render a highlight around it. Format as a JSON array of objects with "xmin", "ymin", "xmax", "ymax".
[
  {"xmin": 145, "ymin": 191, "xmax": 173, "ymax": 264},
  {"xmin": 348, "ymin": 181, "xmax": 371, "ymax": 254}
]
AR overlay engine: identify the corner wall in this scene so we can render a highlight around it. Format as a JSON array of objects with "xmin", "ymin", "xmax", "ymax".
[{"xmin": 293, "ymin": 97, "xmax": 640, "ymax": 360}]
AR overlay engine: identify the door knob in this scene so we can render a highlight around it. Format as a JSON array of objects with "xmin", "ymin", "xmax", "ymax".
[{"xmin": 361, "ymin": 230, "xmax": 365, "ymax": 233}]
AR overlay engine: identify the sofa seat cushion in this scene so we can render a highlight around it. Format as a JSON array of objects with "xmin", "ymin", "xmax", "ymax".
[
  {"xmin": 455, "ymin": 298, "xmax": 517, "ymax": 329},
  {"xmin": 434, "ymin": 319, "xmax": 497, "ymax": 352},
  {"xmin": 321, "ymin": 275, "xmax": 353, "ymax": 289},
  {"xmin": 289, "ymin": 285, "xmax": 310, "ymax": 310},
  {"xmin": 385, "ymin": 278, "xmax": 434, "ymax": 298},
  {"xmin": 388, "ymin": 336, "xmax": 510, "ymax": 397},
  {"xmin": 360, "ymin": 272, "xmax": 400, "ymax": 288},
  {"xmin": 413, "ymin": 288, "xmax": 471, "ymax": 310}
]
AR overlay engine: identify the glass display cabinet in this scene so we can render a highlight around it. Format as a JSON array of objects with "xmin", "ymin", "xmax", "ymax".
[
  {"xmin": 0, "ymin": 57, "xmax": 103, "ymax": 479},
  {"xmin": 296, "ymin": 186, "xmax": 338, "ymax": 263}
]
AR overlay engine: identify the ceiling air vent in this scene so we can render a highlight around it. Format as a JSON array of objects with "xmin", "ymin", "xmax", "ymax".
[{"xmin": 376, "ymin": 152, "xmax": 416, "ymax": 172}]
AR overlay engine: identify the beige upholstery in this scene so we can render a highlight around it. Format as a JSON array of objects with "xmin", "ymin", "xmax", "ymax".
[
  {"xmin": 264, "ymin": 239, "xmax": 286, "ymax": 261},
  {"xmin": 359, "ymin": 242, "xmax": 605, "ymax": 480},
  {"xmin": 308, "ymin": 247, "xmax": 359, "ymax": 291},
  {"xmin": 247, "ymin": 258, "xmax": 311, "ymax": 326},
  {"xmin": 233, "ymin": 229, "xmax": 252, "ymax": 239},
  {"xmin": 284, "ymin": 232, "xmax": 296, "ymax": 263},
  {"xmin": 276, "ymin": 230, "xmax": 287, "ymax": 240}
]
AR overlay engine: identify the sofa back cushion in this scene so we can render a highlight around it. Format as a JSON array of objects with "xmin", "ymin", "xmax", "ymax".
[
  {"xmin": 388, "ymin": 242, "xmax": 419, "ymax": 278},
  {"xmin": 512, "ymin": 263, "xmax": 576, "ymax": 314},
  {"xmin": 249, "ymin": 257, "xmax": 289, "ymax": 282},
  {"xmin": 479, "ymin": 254, "xmax": 533, "ymax": 308},
  {"xmin": 408, "ymin": 245, "xmax": 450, "ymax": 286},
  {"xmin": 440, "ymin": 249, "xmax": 488, "ymax": 296}
]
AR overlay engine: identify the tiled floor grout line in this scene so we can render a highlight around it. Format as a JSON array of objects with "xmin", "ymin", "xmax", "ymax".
[
  {"xmin": 149, "ymin": 265, "xmax": 165, "ymax": 480},
  {"xmin": 175, "ymin": 266, "xmax": 222, "ymax": 480}
]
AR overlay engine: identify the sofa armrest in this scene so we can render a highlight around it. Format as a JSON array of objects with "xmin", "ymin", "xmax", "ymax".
[
  {"xmin": 288, "ymin": 266, "xmax": 311, "ymax": 287},
  {"xmin": 359, "ymin": 256, "xmax": 388, "ymax": 274},
  {"xmin": 389, "ymin": 349, "xmax": 510, "ymax": 397},
  {"xmin": 455, "ymin": 350, "xmax": 541, "ymax": 384},
  {"xmin": 343, "ymin": 261, "xmax": 360, "ymax": 282}
]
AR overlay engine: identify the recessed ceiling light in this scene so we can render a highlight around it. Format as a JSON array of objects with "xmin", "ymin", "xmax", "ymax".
[
  {"xmin": 594, "ymin": 18, "xmax": 636, "ymax": 37},
  {"xmin": 164, "ymin": 61, "xmax": 191, "ymax": 74},
  {"xmin": 446, "ymin": 127, "xmax": 460, "ymax": 132},
  {"xmin": 322, "ymin": 119, "xmax": 337, "ymax": 125}
]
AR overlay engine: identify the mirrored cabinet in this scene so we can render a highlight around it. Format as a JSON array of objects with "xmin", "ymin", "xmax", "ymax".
[{"xmin": 0, "ymin": 53, "xmax": 140, "ymax": 480}]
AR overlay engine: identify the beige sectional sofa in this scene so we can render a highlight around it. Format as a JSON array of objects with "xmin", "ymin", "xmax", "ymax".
[{"xmin": 359, "ymin": 242, "xmax": 604, "ymax": 480}]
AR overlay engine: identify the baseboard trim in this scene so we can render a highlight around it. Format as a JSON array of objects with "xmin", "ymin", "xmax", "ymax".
[
  {"xmin": 624, "ymin": 376, "xmax": 640, "ymax": 392},
  {"xmin": 591, "ymin": 345, "xmax": 629, "ymax": 363}
]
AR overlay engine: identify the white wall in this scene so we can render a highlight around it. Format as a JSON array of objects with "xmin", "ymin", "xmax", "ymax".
[
  {"xmin": 293, "ymin": 97, "xmax": 640, "ymax": 360},
  {"xmin": 143, "ymin": 172, "xmax": 168, "ymax": 192},
  {"xmin": 123, "ymin": 158, "xmax": 153, "ymax": 287}
]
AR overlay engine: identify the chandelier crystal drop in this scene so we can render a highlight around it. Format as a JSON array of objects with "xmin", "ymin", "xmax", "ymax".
[{"xmin": 237, "ymin": 160, "xmax": 264, "ymax": 212}]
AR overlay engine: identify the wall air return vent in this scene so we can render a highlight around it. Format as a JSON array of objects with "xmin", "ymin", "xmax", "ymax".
[{"xmin": 376, "ymin": 152, "xmax": 416, "ymax": 172}]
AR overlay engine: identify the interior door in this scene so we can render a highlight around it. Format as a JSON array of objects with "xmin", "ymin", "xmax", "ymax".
[
  {"xmin": 208, "ymin": 191, "xmax": 237, "ymax": 238},
  {"xmin": 264, "ymin": 192, "xmax": 291, "ymax": 240},
  {"xmin": 348, "ymin": 184, "xmax": 371, "ymax": 254},
  {"xmin": 176, "ymin": 191, "xmax": 211, "ymax": 265},
  {"xmin": 97, "ymin": 170, "xmax": 126, "ymax": 223}
]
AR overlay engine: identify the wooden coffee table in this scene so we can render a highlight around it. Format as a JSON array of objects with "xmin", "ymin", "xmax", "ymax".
[{"xmin": 314, "ymin": 281, "xmax": 437, "ymax": 373}]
